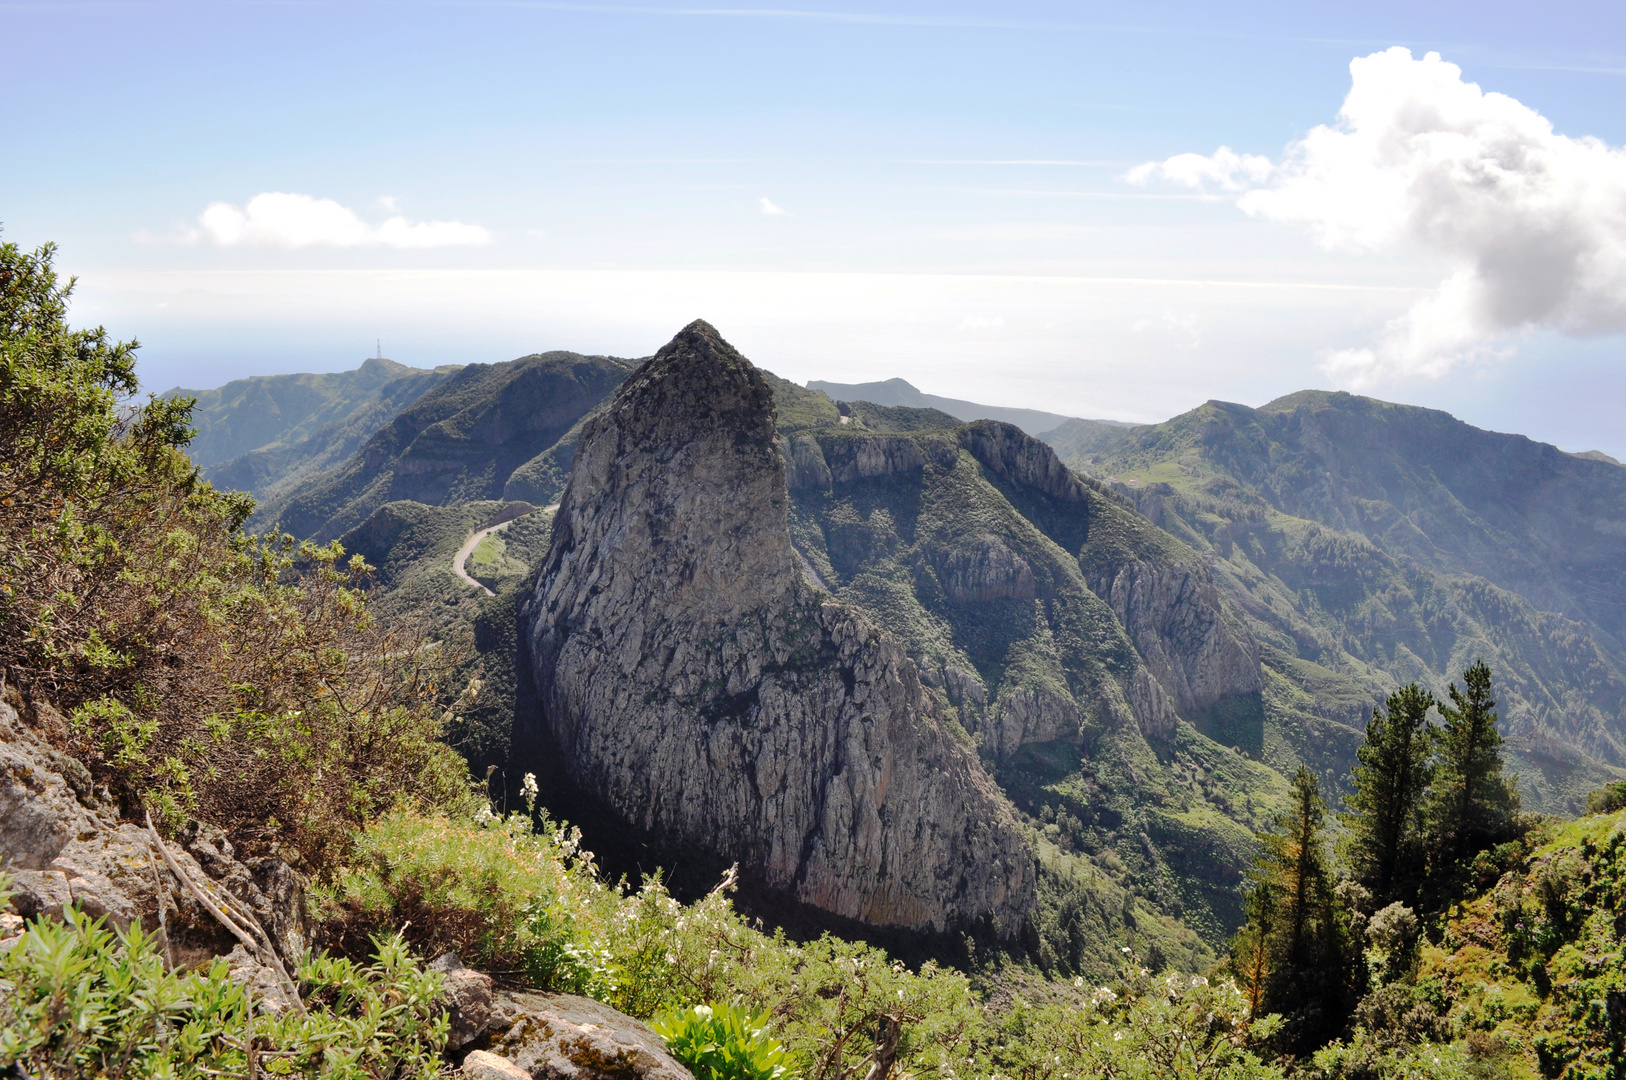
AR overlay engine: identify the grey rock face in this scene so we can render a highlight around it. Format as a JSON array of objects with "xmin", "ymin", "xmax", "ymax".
[
  {"xmin": 958, "ymin": 417, "xmax": 1261, "ymax": 729},
  {"xmin": 959, "ymin": 420, "xmax": 1092, "ymax": 506},
  {"xmin": 432, "ymin": 952, "xmax": 497, "ymax": 1050},
  {"xmin": 983, "ymin": 687, "xmax": 1084, "ymax": 758},
  {"xmin": 482, "ymin": 992, "xmax": 694, "ymax": 1080},
  {"xmin": 781, "ymin": 433, "xmax": 834, "ymax": 492},
  {"xmin": 1083, "ymin": 557, "xmax": 1263, "ymax": 720},
  {"xmin": 0, "ymin": 693, "xmax": 307, "ymax": 969},
  {"xmin": 938, "ymin": 535, "xmax": 1039, "ymax": 603},
  {"xmin": 525, "ymin": 320, "xmax": 1036, "ymax": 935},
  {"xmin": 820, "ymin": 432, "xmax": 957, "ymax": 483}
]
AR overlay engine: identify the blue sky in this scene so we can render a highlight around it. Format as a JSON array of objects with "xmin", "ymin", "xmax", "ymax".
[{"xmin": 5, "ymin": 1, "xmax": 1626, "ymax": 453}]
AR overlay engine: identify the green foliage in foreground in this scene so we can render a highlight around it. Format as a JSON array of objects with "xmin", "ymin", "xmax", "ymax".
[
  {"xmin": 0, "ymin": 906, "xmax": 447, "ymax": 1080},
  {"xmin": 987, "ymin": 964, "xmax": 1283, "ymax": 1080},
  {"xmin": 651, "ymin": 1003, "xmax": 793, "ymax": 1080},
  {"xmin": 317, "ymin": 809, "xmax": 1293, "ymax": 1079}
]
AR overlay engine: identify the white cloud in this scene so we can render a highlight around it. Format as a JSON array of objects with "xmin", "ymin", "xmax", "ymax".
[
  {"xmin": 1127, "ymin": 47, "xmax": 1626, "ymax": 386},
  {"xmin": 181, "ymin": 192, "xmax": 491, "ymax": 249},
  {"xmin": 760, "ymin": 197, "xmax": 790, "ymax": 216},
  {"xmin": 1124, "ymin": 146, "xmax": 1271, "ymax": 192},
  {"xmin": 958, "ymin": 315, "xmax": 1006, "ymax": 330}
]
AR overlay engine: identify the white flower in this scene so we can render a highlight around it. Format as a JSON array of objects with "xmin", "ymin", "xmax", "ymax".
[{"xmin": 474, "ymin": 804, "xmax": 494, "ymax": 824}]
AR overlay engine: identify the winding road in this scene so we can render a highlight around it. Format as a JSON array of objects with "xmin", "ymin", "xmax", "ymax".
[{"xmin": 453, "ymin": 504, "xmax": 557, "ymax": 596}]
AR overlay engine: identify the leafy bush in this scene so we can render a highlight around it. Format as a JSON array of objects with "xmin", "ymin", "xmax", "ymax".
[
  {"xmin": 987, "ymin": 959, "xmax": 1284, "ymax": 1080},
  {"xmin": 318, "ymin": 810, "xmax": 989, "ymax": 1078},
  {"xmin": 0, "ymin": 232, "xmax": 473, "ymax": 871},
  {"xmin": 319, "ymin": 809, "xmax": 1293, "ymax": 1080},
  {"xmin": 651, "ymin": 1003, "xmax": 792, "ymax": 1080},
  {"xmin": 1585, "ymin": 779, "xmax": 1626, "ymax": 816},
  {"xmin": 0, "ymin": 905, "xmax": 448, "ymax": 1079}
]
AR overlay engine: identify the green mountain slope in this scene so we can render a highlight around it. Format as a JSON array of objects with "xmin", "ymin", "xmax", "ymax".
[
  {"xmin": 1044, "ymin": 391, "xmax": 1626, "ymax": 811},
  {"xmin": 762, "ymin": 390, "xmax": 1289, "ymax": 951},
  {"xmin": 261, "ymin": 351, "xmax": 637, "ymax": 539},
  {"xmin": 166, "ymin": 357, "xmax": 461, "ymax": 501}
]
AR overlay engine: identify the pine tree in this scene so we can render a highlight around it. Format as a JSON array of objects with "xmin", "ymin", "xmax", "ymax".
[
  {"xmin": 1426, "ymin": 660, "xmax": 1520, "ymax": 880},
  {"xmin": 1232, "ymin": 766, "xmax": 1359, "ymax": 1054},
  {"xmin": 1342, "ymin": 683, "xmax": 1435, "ymax": 906}
]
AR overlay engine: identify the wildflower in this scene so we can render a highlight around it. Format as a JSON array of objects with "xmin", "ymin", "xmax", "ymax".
[
  {"xmin": 474, "ymin": 804, "xmax": 494, "ymax": 825},
  {"xmin": 521, "ymin": 772, "xmax": 539, "ymax": 811}
]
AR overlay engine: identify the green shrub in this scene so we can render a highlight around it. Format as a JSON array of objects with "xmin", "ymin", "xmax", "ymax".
[
  {"xmin": 0, "ymin": 906, "xmax": 447, "ymax": 1079},
  {"xmin": 987, "ymin": 960, "xmax": 1284, "ymax": 1080},
  {"xmin": 318, "ymin": 810, "xmax": 990, "ymax": 1078},
  {"xmin": 0, "ymin": 232, "xmax": 474, "ymax": 872},
  {"xmin": 1585, "ymin": 779, "xmax": 1626, "ymax": 816},
  {"xmin": 651, "ymin": 1002, "xmax": 793, "ymax": 1080}
]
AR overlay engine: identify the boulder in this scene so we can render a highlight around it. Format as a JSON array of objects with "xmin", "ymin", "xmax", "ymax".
[
  {"xmin": 481, "ymin": 991, "xmax": 694, "ymax": 1080},
  {"xmin": 462, "ymin": 1050, "xmax": 531, "ymax": 1080},
  {"xmin": 432, "ymin": 952, "xmax": 496, "ymax": 1049}
]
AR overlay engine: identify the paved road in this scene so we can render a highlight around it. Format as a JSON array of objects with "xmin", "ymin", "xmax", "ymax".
[{"xmin": 453, "ymin": 504, "xmax": 558, "ymax": 596}]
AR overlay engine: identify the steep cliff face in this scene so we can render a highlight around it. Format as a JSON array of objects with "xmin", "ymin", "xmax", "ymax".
[
  {"xmin": 955, "ymin": 420, "xmax": 1264, "ymax": 746},
  {"xmin": 523, "ymin": 321, "xmax": 1036, "ymax": 936}
]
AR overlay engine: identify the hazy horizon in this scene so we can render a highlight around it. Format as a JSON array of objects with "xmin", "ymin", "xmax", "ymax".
[{"xmin": 6, "ymin": 0, "xmax": 1625, "ymax": 455}]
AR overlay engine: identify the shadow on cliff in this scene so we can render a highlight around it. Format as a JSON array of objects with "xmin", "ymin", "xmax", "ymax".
[{"xmin": 466, "ymin": 583, "xmax": 1018, "ymax": 972}]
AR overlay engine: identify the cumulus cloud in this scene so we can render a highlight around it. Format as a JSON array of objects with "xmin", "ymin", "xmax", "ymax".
[
  {"xmin": 181, "ymin": 192, "xmax": 491, "ymax": 249},
  {"xmin": 1127, "ymin": 47, "xmax": 1626, "ymax": 385},
  {"xmin": 760, "ymin": 197, "xmax": 790, "ymax": 216}
]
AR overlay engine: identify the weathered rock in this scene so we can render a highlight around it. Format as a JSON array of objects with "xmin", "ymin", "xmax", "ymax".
[
  {"xmin": 984, "ymin": 686, "xmax": 1085, "ymax": 758},
  {"xmin": 432, "ymin": 952, "xmax": 496, "ymax": 1049},
  {"xmin": 781, "ymin": 433, "xmax": 833, "ymax": 491},
  {"xmin": 525, "ymin": 320, "xmax": 1036, "ymax": 935},
  {"xmin": 1083, "ymin": 557, "xmax": 1262, "ymax": 723},
  {"xmin": 462, "ymin": 1050, "xmax": 532, "ymax": 1080},
  {"xmin": 938, "ymin": 534, "xmax": 1038, "ymax": 603},
  {"xmin": 0, "ymin": 694, "xmax": 308, "ymax": 968},
  {"xmin": 482, "ymin": 992, "xmax": 694, "ymax": 1080},
  {"xmin": 959, "ymin": 420, "xmax": 1092, "ymax": 505},
  {"xmin": 224, "ymin": 944, "xmax": 296, "ymax": 1014},
  {"xmin": 8, "ymin": 869, "xmax": 71, "ymax": 920},
  {"xmin": 820, "ymin": 434, "xmax": 929, "ymax": 483}
]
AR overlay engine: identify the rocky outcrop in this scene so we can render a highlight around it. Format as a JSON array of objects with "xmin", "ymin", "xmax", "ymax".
[
  {"xmin": 432, "ymin": 953, "xmax": 498, "ymax": 1050},
  {"xmin": 1083, "ymin": 558, "xmax": 1262, "ymax": 722},
  {"xmin": 477, "ymin": 992, "xmax": 695, "ymax": 1080},
  {"xmin": 937, "ymin": 535, "xmax": 1038, "ymax": 604},
  {"xmin": 959, "ymin": 421, "xmax": 1091, "ymax": 505},
  {"xmin": 524, "ymin": 321, "xmax": 1036, "ymax": 936},
  {"xmin": 982, "ymin": 687, "xmax": 1085, "ymax": 758},
  {"xmin": 816, "ymin": 431, "xmax": 960, "ymax": 486},
  {"xmin": 781, "ymin": 434, "xmax": 833, "ymax": 491},
  {"xmin": 0, "ymin": 689, "xmax": 308, "ymax": 971}
]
